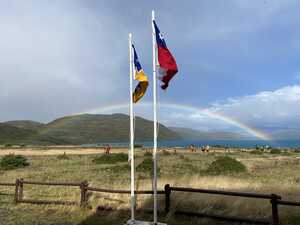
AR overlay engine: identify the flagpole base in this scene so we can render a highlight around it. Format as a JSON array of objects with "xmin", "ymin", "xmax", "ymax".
[{"xmin": 124, "ymin": 219, "xmax": 167, "ymax": 225}]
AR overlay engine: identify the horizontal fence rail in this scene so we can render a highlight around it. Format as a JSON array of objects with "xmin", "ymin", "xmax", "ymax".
[
  {"xmin": 22, "ymin": 181, "xmax": 82, "ymax": 186},
  {"xmin": 18, "ymin": 199, "xmax": 77, "ymax": 205},
  {"xmin": 86, "ymin": 186, "xmax": 165, "ymax": 195},
  {"xmin": 169, "ymin": 186, "xmax": 278, "ymax": 199},
  {"xmin": 278, "ymin": 200, "xmax": 300, "ymax": 207},
  {"xmin": 0, "ymin": 180, "xmax": 300, "ymax": 225},
  {"xmin": 0, "ymin": 182, "xmax": 15, "ymax": 187},
  {"xmin": 166, "ymin": 186, "xmax": 282, "ymax": 225}
]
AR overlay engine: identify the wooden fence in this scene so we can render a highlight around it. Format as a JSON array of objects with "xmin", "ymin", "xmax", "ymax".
[{"xmin": 1, "ymin": 179, "xmax": 300, "ymax": 225}]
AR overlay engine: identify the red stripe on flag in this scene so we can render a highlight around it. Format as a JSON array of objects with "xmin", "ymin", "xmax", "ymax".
[{"xmin": 157, "ymin": 46, "xmax": 178, "ymax": 90}]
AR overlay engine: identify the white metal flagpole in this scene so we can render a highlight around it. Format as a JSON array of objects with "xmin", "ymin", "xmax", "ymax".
[
  {"xmin": 128, "ymin": 33, "xmax": 135, "ymax": 221},
  {"xmin": 152, "ymin": 10, "xmax": 158, "ymax": 225}
]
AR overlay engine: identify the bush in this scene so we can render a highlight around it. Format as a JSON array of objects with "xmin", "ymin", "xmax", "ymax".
[
  {"xmin": 250, "ymin": 149, "xmax": 263, "ymax": 155},
  {"xmin": 136, "ymin": 158, "xmax": 160, "ymax": 176},
  {"xmin": 4, "ymin": 144, "xmax": 12, "ymax": 148},
  {"xmin": 93, "ymin": 153, "xmax": 128, "ymax": 164},
  {"xmin": 57, "ymin": 152, "xmax": 69, "ymax": 160},
  {"xmin": 270, "ymin": 149, "xmax": 281, "ymax": 154},
  {"xmin": 162, "ymin": 150, "xmax": 171, "ymax": 156},
  {"xmin": 179, "ymin": 154, "xmax": 185, "ymax": 160},
  {"xmin": 0, "ymin": 154, "xmax": 29, "ymax": 170},
  {"xmin": 134, "ymin": 144, "xmax": 143, "ymax": 148},
  {"xmin": 206, "ymin": 156, "xmax": 247, "ymax": 175},
  {"xmin": 103, "ymin": 164, "xmax": 130, "ymax": 173},
  {"xmin": 144, "ymin": 151, "xmax": 152, "ymax": 158}
]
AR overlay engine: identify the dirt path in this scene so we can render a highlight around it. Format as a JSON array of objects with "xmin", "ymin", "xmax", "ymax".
[{"xmin": 0, "ymin": 148, "xmax": 129, "ymax": 156}]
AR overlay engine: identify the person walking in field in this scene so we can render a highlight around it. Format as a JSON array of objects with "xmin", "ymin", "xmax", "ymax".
[
  {"xmin": 104, "ymin": 144, "xmax": 111, "ymax": 154},
  {"xmin": 189, "ymin": 144, "xmax": 196, "ymax": 152}
]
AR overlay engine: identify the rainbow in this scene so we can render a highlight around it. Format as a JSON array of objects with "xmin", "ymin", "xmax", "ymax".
[{"xmin": 81, "ymin": 101, "xmax": 272, "ymax": 141}]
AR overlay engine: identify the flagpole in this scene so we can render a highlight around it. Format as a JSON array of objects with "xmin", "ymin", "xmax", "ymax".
[
  {"xmin": 152, "ymin": 10, "xmax": 158, "ymax": 225},
  {"xmin": 128, "ymin": 33, "xmax": 135, "ymax": 222}
]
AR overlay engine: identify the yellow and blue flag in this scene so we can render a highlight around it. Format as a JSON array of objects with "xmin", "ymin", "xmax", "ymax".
[{"xmin": 132, "ymin": 44, "xmax": 148, "ymax": 103}]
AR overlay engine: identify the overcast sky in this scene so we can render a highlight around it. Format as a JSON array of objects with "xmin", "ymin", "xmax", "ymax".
[{"xmin": 1, "ymin": 0, "xmax": 300, "ymax": 137}]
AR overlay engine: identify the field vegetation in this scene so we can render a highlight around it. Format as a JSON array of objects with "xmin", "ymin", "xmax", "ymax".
[{"xmin": 0, "ymin": 147, "xmax": 300, "ymax": 225}]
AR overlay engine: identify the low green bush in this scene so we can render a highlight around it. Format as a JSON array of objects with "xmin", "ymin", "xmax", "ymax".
[
  {"xmin": 0, "ymin": 154, "xmax": 29, "ymax": 170},
  {"xmin": 136, "ymin": 158, "xmax": 152, "ymax": 172},
  {"xmin": 134, "ymin": 144, "xmax": 143, "ymax": 148},
  {"xmin": 162, "ymin": 150, "xmax": 171, "ymax": 156},
  {"xmin": 93, "ymin": 153, "xmax": 128, "ymax": 164},
  {"xmin": 103, "ymin": 164, "xmax": 130, "ymax": 173},
  {"xmin": 178, "ymin": 154, "xmax": 185, "ymax": 160},
  {"xmin": 206, "ymin": 156, "xmax": 247, "ymax": 175},
  {"xmin": 143, "ymin": 151, "xmax": 152, "ymax": 158},
  {"xmin": 136, "ymin": 158, "xmax": 160, "ymax": 176},
  {"xmin": 270, "ymin": 149, "xmax": 281, "ymax": 154},
  {"xmin": 250, "ymin": 149, "xmax": 263, "ymax": 155},
  {"xmin": 57, "ymin": 152, "xmax": 69, "ymax": 160}
]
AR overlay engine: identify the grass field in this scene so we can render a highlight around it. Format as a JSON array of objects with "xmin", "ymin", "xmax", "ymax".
[{"xmin": 0, "ymin": 147, "xmax": 300, "ymax": 225}]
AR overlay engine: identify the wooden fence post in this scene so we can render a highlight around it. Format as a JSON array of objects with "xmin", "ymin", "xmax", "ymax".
[
  {"xmin": 271, "ymin": 194, "xmax": 280, "ymax": 225},
  {"xmin": 19, "ymin": 178, "xmax": 24, "ymax": 201},
  {"xmin": 14, "ymin": 179, "xmax": 19, "ymax": 204},
  {"xmin": 164, "ymin": 184, "xmax": 171, "ymax": 214},
  {"xmin": 80, "ymin": 181, "xmax": 88, "ymax": 207}
]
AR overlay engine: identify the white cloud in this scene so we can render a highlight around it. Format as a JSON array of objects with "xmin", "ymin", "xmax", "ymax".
[{"xmin": 209, "ymin": 85, "xmax": 300, "ymax": 129}]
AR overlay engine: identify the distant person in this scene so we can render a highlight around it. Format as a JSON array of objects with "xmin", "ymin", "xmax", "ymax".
[
  {"xmin": 205, "ymin": 145, "xmax": 210, "ymax": 152},
  {"xmin": 189, "ymin": 144, "xmax": 196, "ymax": 153},
  {"xmin": 105, "ymin": 144, "xmax": 111, "ymax": 154}
]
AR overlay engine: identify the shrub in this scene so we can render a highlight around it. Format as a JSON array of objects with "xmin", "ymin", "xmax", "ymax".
[
  {"xmin": 137, "ymin": 158, "xmax": 152, "ymax": 172},
  {"xmin": 162, "ymin": 150, "xmax": 171, "ymax": 156},
  {"xmin": 57, "ymin": 152, "xmax": 69, "ymax": 160},
  {"xmin": 270, "ymin": 149, "xmax": 281, "ymax": 154},
  {"xmin": 136, "ymin": 158, "xmax": 160, "ymax": 176},
  {"xmin": 179, "ymin": 154, "xmax": 185, "ymax": 160},
  {"xmin": 144, "ymin": 151, "xmax": 152, "ymax": 158},
  {"xmin": 0, "ymin": 154, "xmax": 29, "ymax": 170},
  {"xmin": 134, "ymin": 144, "xmax": 143, "ymax": 148},
  {"xmin": 4, "ymin": 144, "xmax": 12, "ymax": 148},
  {"xmin": 103, "ymin": 164, "xmax": 130, "ymax": 173},
  {"xmin": 206, "ymin": 156, "xmax": 247, "ymax": 175},
  {"xmin": 93, "ymin": 153, "xmax": 128, "ymax": 164},
  {"xmin": 250, "ymin": 149, "xmax": 263, "ymax": 155}
]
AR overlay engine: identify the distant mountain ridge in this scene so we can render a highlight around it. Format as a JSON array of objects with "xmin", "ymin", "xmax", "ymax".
[
  {"xmin": 2, "ymin": 115, "xmax": 299, "ymax": 145},
  {"xmin": 0, "ymin": 114, "xmax": 181, "ymax": 145},
  {"xmin": 0, "ymin": 123, "xmax": 37, "ymax": 144},
  {"xmin": 4, "ymin": 120, "xmax": 45, "ymax": 131}
]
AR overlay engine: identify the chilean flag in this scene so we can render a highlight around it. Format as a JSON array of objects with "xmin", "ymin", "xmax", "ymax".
[{"xmin": 153, "ymin": 20, "xmax": 178, "ymax": 90}]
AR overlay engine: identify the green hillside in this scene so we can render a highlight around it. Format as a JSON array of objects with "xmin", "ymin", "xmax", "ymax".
[
  {"xmin": 4, "ymin": 120, "xmax": 45, "ymax": 131},
  {"xmin": 0, "ymin": 114, "xmax": 181, "ymax": 145},
  {"xmin": 37, "ymin": 113, "xmax": 181, "ymax": 144},
  {"xmin": 0, "ymin": 123, "xmax": 36, "ymax": 144}
]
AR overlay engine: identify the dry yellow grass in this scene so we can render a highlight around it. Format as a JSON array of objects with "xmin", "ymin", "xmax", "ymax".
[{"xmin": 0, "ymin": 147, "xmax": 300, "ymax": 225}]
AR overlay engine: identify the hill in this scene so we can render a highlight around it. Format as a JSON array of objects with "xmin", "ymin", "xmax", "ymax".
[
  {"xmin": 0, "ymin": 123, "xmax": 37, "ymax": 144},
  {"xmin": 0, "ymin": 114, "xmax": 181, "ymax": 145},
  {"xmin": 170, "ymin": 127, "xmax": 250, "ymax": 140},
  {"xmin": 4, "ymin": 120, "xmax": 45, "ymax": 131}
]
